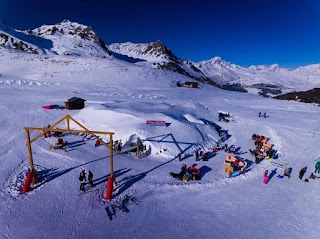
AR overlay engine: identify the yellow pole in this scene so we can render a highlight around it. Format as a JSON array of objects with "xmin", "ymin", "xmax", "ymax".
[
  {"xmin": 67, "ymin": 117, "xmax": 70, "ymax": 132},
  {"xmin": 25, "ymin": 129, "xmax": 34, "ymax": 171},
  {"xmin": 110, "ymin": 134, "xmax": 114, "ymax": 178},
  {"xmin": 25, "ymin": 129, "xmax": 37, "ymax": 184}
]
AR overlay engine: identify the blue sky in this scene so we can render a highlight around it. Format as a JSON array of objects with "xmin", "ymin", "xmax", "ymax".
[{"xmin": 1, "ymin": 0, "xmax": 320, "ymax": 67}]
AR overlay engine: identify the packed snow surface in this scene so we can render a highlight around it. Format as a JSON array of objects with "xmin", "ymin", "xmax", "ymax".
[{"xmin": 0, "ymin": 47, "xmax": 319, "ymax": 239}]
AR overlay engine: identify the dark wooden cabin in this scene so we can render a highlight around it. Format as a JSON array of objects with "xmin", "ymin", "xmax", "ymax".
[
  {"xmin": 177, "ymin": 81, "xmax": 200, "ymax": 88},
  {"xmin": 64, "ymin": 97, "xmax": 86, "ymax": 110}
]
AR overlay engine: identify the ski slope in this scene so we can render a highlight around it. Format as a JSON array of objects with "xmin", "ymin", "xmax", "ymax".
[{"xmin": 0, "ymin": 48, "xmax": 319, "ymax": 239}]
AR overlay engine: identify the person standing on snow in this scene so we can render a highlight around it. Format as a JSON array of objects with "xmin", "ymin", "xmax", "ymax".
[
  {"xmin": 88, "ymin": 170, "xmax": 94, "ymax": 187},
  {"xmin": 315, "ymin": 160, "xmax": 320, "ymax": 174},
  {"xmin": 195, "ymin": 149, "xmax": 199, "ymax": 161},
  {"xmin": 299, "ymin": 167, "xmax": 307, "ymax": 180},
  {"xmin": 263, "ymin": 170, "xmax": 269, "ymax": 184},
  {"xmin": 79, "ymin": 169, "xmax": 86, "ymax": 191},
  {"xmin": 284, "ymin": 168, "xmax": 291, "ymax": 178}
]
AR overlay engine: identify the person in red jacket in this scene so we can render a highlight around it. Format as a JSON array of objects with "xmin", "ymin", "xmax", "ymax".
[
  {"xmin": 95, "ymin": 139, "xmax": 101, "ymax": 147},
  {"xmin": 189, "ymin": 165, "xmax": 200, "ymax": 180}
]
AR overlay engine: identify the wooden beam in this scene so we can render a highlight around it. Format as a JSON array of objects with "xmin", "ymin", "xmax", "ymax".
[
  {"xmin": 67, "ymin": 117, "xmax": 70, "ymax": 131},
  {"xmin": 25, "ymin": 127, "xmax": 113, "ymax": 135},
  {"xmin": 24, "ymin": 114, "xmax": 115, "ymax": 184},
  {"xmin": 68, "ymin": 116, "xmax": 114, "ymax": 178},
  {"xmin": 29, "ymin": 115, "xmax": 69, "ymax": 143},
  {"xmin": 25, "ymin": 129, "xmax": 34, "ymax": 172},
  {"xmin": 68, "ymin": 117, "xmax": 113, "ymax": 149},
  {"xmin": 110, "ymin": 134, "xmax": 114, "ymax": 178}
]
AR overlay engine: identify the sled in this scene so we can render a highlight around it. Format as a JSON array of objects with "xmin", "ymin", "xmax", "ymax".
[
  {"xmin": 229, "ymin": 171, "xmax": 241, "ymax": 178},
  {"xmin": 170, "ymin": 173, "xmax": 190, "ymax": 182}
]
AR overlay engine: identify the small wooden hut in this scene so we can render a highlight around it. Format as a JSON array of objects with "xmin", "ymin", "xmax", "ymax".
[
  {"xmin": 64, "ymin": 97, "xmax": 86, "ymax": 110},
  {"xmin": 177, "ymin": 81, "xmax": 200, "ymax": 88}
]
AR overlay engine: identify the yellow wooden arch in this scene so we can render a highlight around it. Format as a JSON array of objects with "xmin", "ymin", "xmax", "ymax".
[{"xmin": 24, "ymin": 115, "xmax": 114, "ymax": 184}]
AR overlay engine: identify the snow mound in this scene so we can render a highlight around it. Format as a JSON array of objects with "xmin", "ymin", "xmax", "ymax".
[{"xmin": 183, "ymin": 113, "xmax": 205, "ymax": 124}]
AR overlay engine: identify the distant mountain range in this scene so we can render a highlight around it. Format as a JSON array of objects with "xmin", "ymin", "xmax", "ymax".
[{"xmin": 1, "ymin": 19, "xmax": 320, "ymax": 100}]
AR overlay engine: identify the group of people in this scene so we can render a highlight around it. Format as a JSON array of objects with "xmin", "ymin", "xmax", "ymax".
[
  {"xmin": 194, "ymin": 143, "xmax": 232, "ymax": 162},
  {"xmin": 258, "ymin": 112, "xmax": 268, "ymax": 118},
  {"xmin": 299, "ymin": 163, "xmax": 320, "ymax": 182},
  {"xmin": 250, "ymin": 134, "xmax": 275, "ymax": 163},
  {"xmin": 49, "ymin": 137, "xmax": 67, "ymax": 151},
  {"xmin": 79, "ymin": 168, "xmax": 94, "ymax": 192},
  {"xmin": 56, "ymin": 138, "xmax": 67, "ymax": 149},
  {"xmin": 195, "ymin": 149, "xmax": 209, "ymax": 161},
  {"xmin": 218, "ymin": 112, "xmax": 230, "ymax": 122},
  {"xmin": 44, "ymin": 124, "xmax": 63, "ymax": 138},
  {"xmin": 170, "ymin": 164, "xmax": 201, "ymax": 182},
  {"xmin": 114, "ymin": 140, "xmax": 122, "ymax": 152},
  {"xmin": 266, "ymin": 160, "xmax": 320, "ymax": 183},
  {"xmin": 232, "ymin": 159, "xmax": 245, "ymax": 171}
]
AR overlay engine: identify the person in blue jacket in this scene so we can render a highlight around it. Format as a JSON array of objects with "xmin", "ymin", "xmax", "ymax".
[{"xmin": 315, "ymin": 160, "xmax": 320, "ymax": 174}]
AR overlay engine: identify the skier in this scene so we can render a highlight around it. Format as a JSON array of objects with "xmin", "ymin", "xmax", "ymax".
[
  {"xmin": 88, "ymin": 170, "xmax": 94, "ymax": 187},
  {"xmin": 299, "ymin": 167, "xmax": 307, "ymax": 180},
  {"xmin": 79, "ymin": 169, "xmax": 86, "ymax": 191},
  {"xmin": 258, "ymin": 112, "xmax": 261, "ymax": 117}
]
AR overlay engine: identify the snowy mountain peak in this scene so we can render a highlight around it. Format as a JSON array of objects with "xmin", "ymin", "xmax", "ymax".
[
  {"xmin": 143, "ymin": 40, "xmax": 177, "ymax": 60},
  {"xmin": 31, "ymin": 20, "xmax": 100, "ymax": 42},
  {"xmin": 0, "ymin": 22, "xmax": 44, "ymax": 54},
  {"xmin": 208, "ymin": 56, "xmax": 223, "ymax": 64},
  {"xmin": 109, "ymin": 40, "xmax": 179, "ymax": 62},
  {"xmin": 27, "ymin": 20, "xmax": 111, "ymax": 57},
  {"xmin": 196, "ymin": 56, "xmax": 233, "ymax": 69}
]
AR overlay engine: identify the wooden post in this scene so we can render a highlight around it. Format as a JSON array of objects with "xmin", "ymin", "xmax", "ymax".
[
  {"xmin": 67, "ymin": 117, "xmax": 70, "ymax": 132},
  {"xmin": 110, "ymin": 134, "xmax": 114, "ymax": 178},
  {"xmin": 25, "ymin": 129, "xmax": 34, "ymax": 172},
  {"xmin": 25, "ymin": 129, "xmax": 38, "ymax": 184},
  {"xmin": 25, "ymin": 115, "xmax": 115, "ymax": 185}
]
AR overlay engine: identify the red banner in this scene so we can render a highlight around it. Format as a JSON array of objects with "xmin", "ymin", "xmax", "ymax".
[{"xmin": 146, "ymin": 120, "xmax": 166, "ymax": 125}]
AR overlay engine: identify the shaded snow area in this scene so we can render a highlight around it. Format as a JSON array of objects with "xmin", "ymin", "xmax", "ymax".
[{"xmin": 0, "ymin": 47, "xmax": 320, "ymax": 239}]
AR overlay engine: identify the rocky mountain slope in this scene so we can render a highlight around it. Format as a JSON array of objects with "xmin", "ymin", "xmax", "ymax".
[
  {"xmin": 1, "ymin": 19, "xmax": 320, "ymax": 97},
  {"xmin": 0, "ymin": 21, "xmax": 46, "ymax": 54},
  {"xmin": 111, "ymin": 42, "xmax": 320, "ymax": 96},
  {"xmin": 195, "ymin": 59, "xmax": 320, "ymax": 96},
  {"xmin": 0, "ymin": 20, "xmax": 111, "ymax": 58},
  {"xmin": 274, "ymin": 88, "xmax": 320, "ymax": 104},
  {"xmin": 109, "ymin": 41, "xmax": 219, "ymax": 87}
]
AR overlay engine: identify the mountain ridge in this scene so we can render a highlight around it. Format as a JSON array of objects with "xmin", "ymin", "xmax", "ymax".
[{"xmin": 1, "ymin": 19, "xmax": 320, "ymax": 97}]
